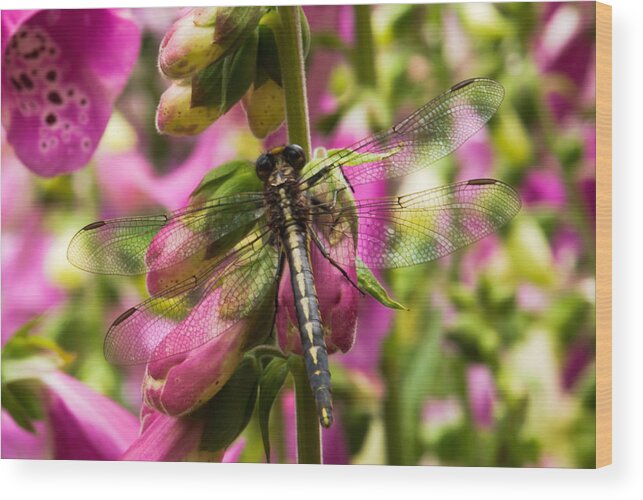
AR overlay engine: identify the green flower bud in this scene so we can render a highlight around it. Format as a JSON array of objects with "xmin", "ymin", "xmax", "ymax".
[
  {"xmin": 242, "ymin": 78, "xmax": 285, "ymax": 139},
  {"xmin": 159, "ymin": 7, "xmax": 265, "ymax": 80},
  {"xmin": 159, "ymin": 10, "xmax": 226, "ymax": 79},
  {"xmin": 156, "ymin": 83, "xmax": 221, "ymax": 136}
]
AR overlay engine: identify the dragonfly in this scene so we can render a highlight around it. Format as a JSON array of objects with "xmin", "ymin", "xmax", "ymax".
[{"xmin": 67, "ymin": 78, "xmax": 521, "ymax": 428}]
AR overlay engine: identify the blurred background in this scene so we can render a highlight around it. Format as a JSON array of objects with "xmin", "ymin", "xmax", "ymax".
[{"xmin": 2, "ymin": 2, "xmax": 596, "ymax": 466}]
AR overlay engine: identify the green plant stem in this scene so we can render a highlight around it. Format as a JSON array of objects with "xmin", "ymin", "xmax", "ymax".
[
  {"xmin": 274, "ymin": 6, "xmax": 312, "ymax": 159},
  {"xmin": 290, "ymin": 356, "xmax": 322, "ymax": 464},
  {"xmin": 353, "ymin": 5, "xmax": 377, "ymax": 88},
  {"xmin": 274, "ymin": 6, "xmax": 321, "ymax": 464}
]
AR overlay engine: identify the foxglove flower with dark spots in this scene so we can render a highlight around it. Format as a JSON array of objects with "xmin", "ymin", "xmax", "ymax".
[{"xmin": 1, "ymin": 9, "xmax": 141, "ymax": 176}]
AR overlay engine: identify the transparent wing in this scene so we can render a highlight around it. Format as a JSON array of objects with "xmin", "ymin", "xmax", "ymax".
[
  {"xmin": 103, "ymin": 227, "xmax": 280, "ymax": 365},
  {"xmin": 301, "ymin": 79, "xmax": 504, "ymax": 193},
  {"xmin": 311, "ymin": 179, "xmax": 521, "ymax": 270},
  {"xmin": 67, "ymin": 192, "xmax": 266, "ymax": 275}
]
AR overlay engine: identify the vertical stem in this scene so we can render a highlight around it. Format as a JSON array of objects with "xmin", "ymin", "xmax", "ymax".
[
  {"xmin": 274, "ymin": 6, "xmax": 312, "ymax": 159},
  {"xmin": 353, "ymin": 5, "xmax": 377, "ymax": 88},
  {"xmin": 290, "ymin": 356, "xmax": 322, "ymax": 464}
]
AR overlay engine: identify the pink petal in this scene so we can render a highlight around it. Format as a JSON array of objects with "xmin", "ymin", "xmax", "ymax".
[
  {"xmin": 41, "ymin": 371, "xmax": 139, "ymax": 460},
  {"xmin": 1, "ymin": 410, "xmax": 49, "ymax": 459},
  {"xmin": 520, "ymin": 168, "xmax": 567, "ymax": 209},
  {"xmin": 1, "ymin": 214, "xmax": 64, "ymax": 343},
  {"xmin": 2, "ymin": 9, "xmax": 141, "ymax": 176},
  {"xmin": 122, "ymin": 410, "xmax": 204, "ymax": 462},
  {"xmin": 221, "ymin": 437, "xmax": 246, "ymax": 463},
  {"xmin": 142, "ymin": 296, "xmax": 250, "ymax": 416}
]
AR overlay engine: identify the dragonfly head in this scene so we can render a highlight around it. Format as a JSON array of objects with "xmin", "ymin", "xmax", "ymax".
[{"xmin": 255, "ymin": 144, "xmax": 307, "ymax": 186}]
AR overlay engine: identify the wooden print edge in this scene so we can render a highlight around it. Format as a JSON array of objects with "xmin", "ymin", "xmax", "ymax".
[{"xmin": 595, "ymin": 0, "xmax": 612, "ymax": 469}]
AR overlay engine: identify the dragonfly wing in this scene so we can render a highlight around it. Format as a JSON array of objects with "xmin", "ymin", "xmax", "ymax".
[
  {"xmin": 312, "ymin": 179, "xmax": 520, "ymax": 269},
  {"xmin": 103, "ymin": 228, "xmax": 280, "ymax": 365},
  {"xmin": 302, "ymin": 79, "xmax": 504, "ymax": 192},
  {"xmin": 67, "ymin": 192, "xmax": 266, "ymax": 275}
]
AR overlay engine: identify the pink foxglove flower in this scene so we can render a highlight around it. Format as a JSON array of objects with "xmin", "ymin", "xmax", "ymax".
[
  {"xmin": 41, "ymin": 371, "xmax": 139, "ymax": 460},
  {"xmin": 140, "ymin": 222, "xmax": 273, "ymax": 417},
  {"xmin": 1, "ymin": 371, "xmax": 139, "ymax": 460},
  {"xmin": 521, "ymin": 169, "xmax": 567, "ymax": 209},
  {"xmin": 122, "ymin": 408, "xmax": 205, "ymax": 461},
  {"xmin": 122, "ymin": 406, "xmax": 246, "ymax": 462},
  {"xmin": 1, "ymin": 9, "xmax": 141, "ymax": 176},
  {"xmin": 142, "ymin": 312, "xmax": 258, "ymax": 417},
  {"xmin": 466, "ymin": 363, "xmax": 497, "ymax": 430},
  {"xmin": 1, "ymin": 411, "xmax": 48, "ymax": 459}
]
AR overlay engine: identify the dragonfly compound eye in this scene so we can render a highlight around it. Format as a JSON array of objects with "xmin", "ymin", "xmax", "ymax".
[
  {"xmin": 283, "ymin": 144, "xmax": 306, "ymax": 170},
  {"xmin": 255, "ymin": 154, "xmax": 276, "ymax": 181}
]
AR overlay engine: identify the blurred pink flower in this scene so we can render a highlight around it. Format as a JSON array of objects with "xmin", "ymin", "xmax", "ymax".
[
  {"xmin": 303, "ymin": 5, "xmax": 353, "ymax": 124},
  {"xmin": 1, "ymin": 9, "xmax": 141, "ymax": 176},
  {"xmin": 516, "ymin": 283, "xmax": 550, "ymax": 313},
  {"xmin": 1, "ymin": 371, "xmax": 139, "ymax": 460},
  {"xmin": 95, "ymin": 110, "xmax": 245, "ymax": 217},
  {"xmin": 466, "ymin": 363, "xmax": 497, "ymax": 430},
  {"xmin": 455, "ymin": 129, "xmax": 494, "ymax": 181},
  {"xmin": 520, "ymin": 168, "xmax": 567, "ymax": 209},
  {"xmin": 552, "ymin": 225, "xmax": 582, "ymax": 264},
  {"xmin": 578, "ymin": 177, "xmax": 596, "ymax": 228},
  {"xmin": 1, "ymin": 411, "xmax": 48, "ymax": 459},
  {"xmin": 340, "ymin": 296, "xmax": 393, "ymax": 377},
  {"xmin": 561, "ymin": 338, "xmax": 593, "ymax": 392},
  {"xmin": 1, "ymin": 137, "xmax": 33, "ymax": 224},
  {"xmin": 423, "ymin": 397, "xmax": 462, "ymax": 428},
  {"xmin": 1, "ymin": 214, "xmax": 64, "ymax": 343},
  {"xmin": 122, "ymin": 408, "xmax": 204, "ymax": 461},
  {"xmin": 535, "ymin": 3, "xmax": 596, "ymax": 121},
  {"xmin": 43, "ymin": 371, "xmax": 139, "ymax": 460},
  {"xmin": 459, "ymin": 234, "xmax": 500, "ymax": 286},
  {"xmin": 123, "ymin": 405, "xmax": 245, "ymax": 462}
]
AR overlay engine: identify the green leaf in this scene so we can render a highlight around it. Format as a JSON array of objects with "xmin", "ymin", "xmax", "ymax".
[
  {"xmin": 213, "ymin": 7, "xmax": 267, "ymax": 49},
  {"xmin": 2, "ymin": 323, "xmax": 72, "ymax": 384},
  {"xmin": 191, "ymin": 30, "xmax": 258, "ymax": 111},
  {"xmin": 258, "ymin": 357, "xmax": 289, "ymax": 462},
  {"xmin": 256, "ymin": 10, "xmax": 282, "ymax": 86},
  {"xmin": 189, "ymin": 160, "xmax": 261, "ymax": 204},
  {"xmin": 357, "ymin": 260, "xmax": 407, "ymax": 310},
  {"xmin": 1, "ymin": 381, "xmax": 44, "ymax": 433},
  {"xmin": 256, "ymin": 7, "xmax": 309, "ymax": 87},
  {"xmin": 220, "ymin": 30, "xmax": 258, "ymax": 112},
  {"xmin": 196, "ymin": 357, "xmax": 260, "ymax": 453}
]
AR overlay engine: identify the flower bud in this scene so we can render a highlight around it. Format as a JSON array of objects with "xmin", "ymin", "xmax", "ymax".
[
  {"xmin": 241, "ymin": 78, "xmax": 285, "ymax": 139},
  {"xmin": 156, "ymin": 83, "xmax": 221, "ymax": 136},
  {"xmin": 159, "ymin": 7, "xmax": 266, "ymax": 80},
  {"xmin": 158, "ymin": 10, "xmax": 225, "ymax": 80},
  {"xmin": 142, "ymin": 313, "xmax": 249, "ymax": 416}
]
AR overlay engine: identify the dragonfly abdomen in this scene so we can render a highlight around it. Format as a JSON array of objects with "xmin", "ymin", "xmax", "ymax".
[{"xmin": 280, "ymin": 209, "xmax": 333, "ymax": 428}]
